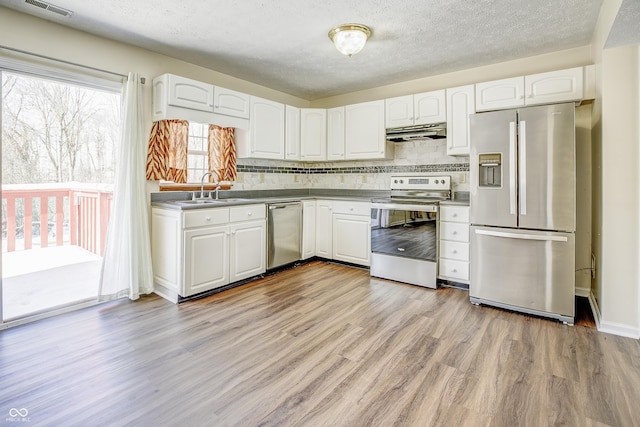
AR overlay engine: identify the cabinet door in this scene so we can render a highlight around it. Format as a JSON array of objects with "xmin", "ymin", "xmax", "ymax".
[
  {"xmin": 248, "ymin": 96, "xmax": 285, "ymax": 159},
  {"xmin": 285, "ymin": 105, "xmax": 301, "ymax": 160},
  {"xmin": 327, "ymin": 106, "xmax": 345, "ymax": 160},
  {"xmin": 183, "ymin": 225, "xmax": 229, "ymax": 297},
  {"xmin": 525, "ymin": 67, "xmax": 583, "ymax": 105},
  {"xmin": 230, "ymin": 219, "xmax": 266, "ymax": 282},
  {"xmin": 151, "ymin": 208, "xmax": 181, "ymax": 293},
  {"xmin": 385, "ymin": 95, "xmax": 414, "ymax": 128},
  {"xmin": 345, "ymin": 100, "xmax": 388, "ymax": 160},
  {"xmin": 446, "ymin": 85, "xmax": 475, "ymax": 156},
  {"xmin": 214, "ymin": 86, "xmax": 250, "ymax": 119},
  {"xmin": 300, "ymin": 109, "xmax": 327, "ymax": 161},
  {"xmin": 315, "ymin": 200, "xmax": 333, "ymax": 258},
  {"xmin": 168, "ymin": 74, "xmax": 214, "ymax": 112},
  {"xmin": 475, "ymin": 77, "xmax": 525, "ymax": 112},
  {"xmin": 414, "ymin": 89, "xmax": 446, "ymax": 124},
  {"xmin": 332, "ymin": 214, "xmax": 370, "ymax": 266},
  {"xmin": 302, "ymin": 200, "xmax": 316, "ymax": 259}
]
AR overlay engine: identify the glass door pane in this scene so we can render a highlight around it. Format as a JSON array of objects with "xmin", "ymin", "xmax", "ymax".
[{"xmin": 1, "ymin": 71, "xmax": 121, "ymax": 322}]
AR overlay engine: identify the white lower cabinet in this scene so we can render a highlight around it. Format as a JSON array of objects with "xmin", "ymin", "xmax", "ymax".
[
  {"xmin": 316, "ymin": 200, "xmax": 371, "ymax": 267},
  {"xmin": 302, "ymin": 200, "xmax": 316, "ymax": 259},
  {"xmin": 438, "ymin": 205, "xmax": 470, "ymax": 284},
  {"xmin": 331, "ymin": 202, "xmax": 370, "ymax": 267},
  {"xmin": 151, "ymin": 204, "xmax": 266, "ymax": 301},
  {"xmin": 315, "ymin": 200, "xmax": 333, "ymax": 258}
]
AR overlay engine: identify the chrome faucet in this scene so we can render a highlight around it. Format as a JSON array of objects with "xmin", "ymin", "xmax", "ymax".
[{"xmin": 194, "ymin": 171, "xmax": 220, "ymax": 200}]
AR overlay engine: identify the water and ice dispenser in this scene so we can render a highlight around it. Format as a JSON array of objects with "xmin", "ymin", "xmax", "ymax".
[{"xmin": 478, "ymin": 153, "xmax": 502, "ymax": 187}]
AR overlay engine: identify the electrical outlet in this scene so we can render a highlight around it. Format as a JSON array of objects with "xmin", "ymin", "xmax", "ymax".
[{"xmin": 591, "ymin": 253, "xmax": 596, "ymax": 279}]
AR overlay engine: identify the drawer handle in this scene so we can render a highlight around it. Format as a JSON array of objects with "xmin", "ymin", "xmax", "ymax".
[
  {"xmin": 452, "ymin": 269, "xmax": 458, "ymax": 273},
  {"xmin": 452, "ymin": 231, "xmax": 457, "ymax": 235},
  {"xmin": 248, "ymin": 212, "xmax": 253, "ymax": 216},
  {"xmin": 452, "ymin": 213, "xmax": 458, "ymax": 217},
  {"xmin": 452, "ymin": 250, "xmax": 458, "ymax": 254},
  {"xmin": 350, "ymin": 207, "xmax": 354, "ymax": 211},
  {"xmin": 206, "ymin": 216, "xmax": 211, "ymax": 221}
]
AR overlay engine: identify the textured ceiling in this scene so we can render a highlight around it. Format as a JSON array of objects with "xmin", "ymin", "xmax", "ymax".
[{"xmin": 0, "ymin": 0, "xmax": 618, "ymax": 100}]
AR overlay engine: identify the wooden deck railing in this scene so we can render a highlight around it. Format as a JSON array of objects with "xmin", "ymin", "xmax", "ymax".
[{"xmin": 2, "ymin": 184, "xmax": 112, "ymax": 256}]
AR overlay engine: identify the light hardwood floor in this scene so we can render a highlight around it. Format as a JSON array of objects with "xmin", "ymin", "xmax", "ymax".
[{"xmin": 1, "ymin": 260, "xmax": 639, "ymax": 426}]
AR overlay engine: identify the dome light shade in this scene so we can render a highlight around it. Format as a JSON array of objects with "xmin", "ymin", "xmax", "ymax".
[{"xmin": 328, "ymin": 24, "xmax": 371, "ymax": 57}]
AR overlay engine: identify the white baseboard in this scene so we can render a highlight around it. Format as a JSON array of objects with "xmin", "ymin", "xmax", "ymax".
[
  {"xmin": 575, "ymin": 286, "xmax": 591, "ymax": 298},
  {"xmin": 154, "ymin": 284, "xmax": 179, "ymax": 304},
  {"xmin": 588, "ymin": 292, "xmax": 640, "ymax": 339}
]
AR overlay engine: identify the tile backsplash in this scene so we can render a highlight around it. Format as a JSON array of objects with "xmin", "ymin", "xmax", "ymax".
[{"xmin": 234, "ymin": 139, "xmax": 470, "ymax": 193}]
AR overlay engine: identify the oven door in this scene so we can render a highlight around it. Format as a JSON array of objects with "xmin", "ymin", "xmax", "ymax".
[
  {"xmin": 370, "ymin": 202, "xmax": 438, "ymax": 288},
  {"xmin": 371, "ymin": 203, "xmax": 438, "ymax": 261}
]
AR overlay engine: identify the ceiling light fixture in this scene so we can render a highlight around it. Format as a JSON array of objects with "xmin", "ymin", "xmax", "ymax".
[{"xmin": 328, "ymin": 24, "xmax": 371, "ymax": 57}]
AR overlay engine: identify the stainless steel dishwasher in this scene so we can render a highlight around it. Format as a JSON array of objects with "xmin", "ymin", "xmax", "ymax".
[{"xmin": 267, "ymin": 202, "xmax": 302, "ymax": 270}]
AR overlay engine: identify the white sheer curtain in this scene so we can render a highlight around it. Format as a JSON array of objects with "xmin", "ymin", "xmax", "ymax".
[{"xmin": 99, "ymin": 72, "xmax": 154, "ymax": 301}]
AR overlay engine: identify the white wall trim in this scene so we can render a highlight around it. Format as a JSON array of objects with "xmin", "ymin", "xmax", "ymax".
[
  {"xmin": 575, "ymin": 286, "xmax": 591, "ymax": 297},
  {"xmin": 590, "ymin": 291, "xmax": 640, "ymax": 339},
  {"xmin": 588, "ymin": 291, "xmax": 602, "ymax": 329}
]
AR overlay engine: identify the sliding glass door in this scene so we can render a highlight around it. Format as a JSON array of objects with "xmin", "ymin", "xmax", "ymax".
[{"xmin": 1, "ymin": 70, "xmax": 121, "ymax": 324}]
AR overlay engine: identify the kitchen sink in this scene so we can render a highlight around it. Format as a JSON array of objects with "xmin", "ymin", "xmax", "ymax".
[{"xmin": 176, "ymin": 198, "xmax": 251, "ymax": 205}]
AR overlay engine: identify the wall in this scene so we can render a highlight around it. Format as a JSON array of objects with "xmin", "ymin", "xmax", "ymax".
[{"xmin": 590, "ymin": 0, "xmax": 640, "ymax": 338}]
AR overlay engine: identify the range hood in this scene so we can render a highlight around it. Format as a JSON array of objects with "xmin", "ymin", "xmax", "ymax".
[{"xmin": 385, "ymin": 122, "xmax": 447, "ymax": 142}]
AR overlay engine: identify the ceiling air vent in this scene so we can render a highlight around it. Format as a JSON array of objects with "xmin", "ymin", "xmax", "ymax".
[{"xmin": 24, "ymin": 0, "xmax": 73, "ymax": 17}]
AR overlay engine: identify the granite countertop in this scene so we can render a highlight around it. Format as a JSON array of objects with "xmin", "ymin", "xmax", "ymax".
[
  {"xmin": 150, "ymin": 189, "xmax": 470, "ymax": 210},
  {"xmin": 151, "ymin": 190, "xmax": 385, "ymax": 210}
]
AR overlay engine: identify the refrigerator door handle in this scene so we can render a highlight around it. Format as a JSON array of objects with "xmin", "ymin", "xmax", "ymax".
[
  {"xmin": 475, "ymin": 229, "xmax": 568, "ymax": 242},
  {"xmin": 509, "ymin": 121, "xmax": 517, "ymax": 215},
  {"xmin": 519, "ymin": 120, "xmax": 527, "ymax": 215}
]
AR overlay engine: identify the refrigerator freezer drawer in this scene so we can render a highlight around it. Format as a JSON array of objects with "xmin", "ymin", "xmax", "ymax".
[{"xmin": 470, "ymin": 226, "xmax": 575, "ymax": 323}]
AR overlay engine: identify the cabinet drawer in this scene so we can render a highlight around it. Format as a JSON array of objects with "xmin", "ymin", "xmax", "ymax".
[
  {"xmin": 332, "ymin": 201, "xmax": 370, "ymax": 216},
  {"xmin": 440, "ymin": 241, "xmax": 469, "ymax": 262},
  {"xmin": 230, "ymin": 204, "xmax": 266, "ymax": 222},
  {"xmin": 439, "ymin": 259, "xmax": 469, "ymax": 281},
  {"xmin": 184, "ymin": 208, "xmax": 229, "ymax": 228},
  {"xmin": 439, "ymin": 222, "xmax": 469, "ymax": 242},
  {"xmin": 439, "ymin": 206, "xmax": 469, "ymax": 223}
]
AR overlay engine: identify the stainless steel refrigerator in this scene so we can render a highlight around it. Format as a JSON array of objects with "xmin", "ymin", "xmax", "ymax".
[{"xmin": 469, "ymin": 102, "xmax": 575, "ymax": 324}]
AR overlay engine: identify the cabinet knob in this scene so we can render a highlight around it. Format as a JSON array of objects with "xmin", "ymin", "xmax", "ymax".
[
  {"xmin": 349, "ymin": 207, "xmax": 354, "ymax": 211},
  {"xmin": 452, "ymin": 250, "xmax": 458, "ymax": 254},
  {"xmin": 452, "ymin": 269, "xmax": 458, "ymax": 273},
  {"xmin": 206, "ymin": 216, "xmax": 211, "ymax": 221},
  {"xmin": 232, "ymin": 230, "xmax": 236, "ymax": 235},
  {"xmin": 248, "ymin": 212, "xmax": 252, "ymax": 216},
  {"xmin": 452, "ymin": 231, "xmax": 457, "ymax": 235}
]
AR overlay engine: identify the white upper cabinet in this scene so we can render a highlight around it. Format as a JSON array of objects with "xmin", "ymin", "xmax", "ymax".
[
  {"xmin": 385, "ymin": 95, "xmax": 414, "ymax": 127},
  {"xmin": 167, "ymin": 74, "xmax": 214, "ymax": 112},
  {"xmin": 327, "ymin": 106, "xmax": 345, "ymax": 161},
  {"xmin": 152, "ymin": 73, "xmax": 249, "ymax": 128},
  {"xmin": 414, "ymin": 90, "xmax": 446, "ymax": 124},
  {"xmin": 345, "ymin": 100, "xmax": 392, "ymax": 160},
  {"xmin": 475, "ymin": 76, "xmax": 525, "ymax": 112},
  {"xmin": 525, "ymin": 67, "xmax": 583, "ymax": 105},
  {"xmin": 300, "ymin": 108, "xmax": 327, "ymax": 161},
  {"xmin": 385, "ymin": 90, "xmax": 446, "ymax": 127},
  {"xmin": 446, "ymin": 85, "xmax": 475, "ymax": 156},
  {"xmin": 475, "ymin": 67, "xmax": 586, "ymax": 112},
  {"xmin": 236, "ymin": 96, "xmax": 285, "ymax": 159},
  {"xmin": 285, "ymin": 105, "xmax": 301, "ymax": 161},
  {"xmin": 213, "ymin": 87, "xmax": 250, "ymax": 119}
]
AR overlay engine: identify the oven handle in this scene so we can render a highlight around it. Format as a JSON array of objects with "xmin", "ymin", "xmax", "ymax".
[{"xmin": 371, "ymin": 202, "xmax": 438, "ymax": 212}]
